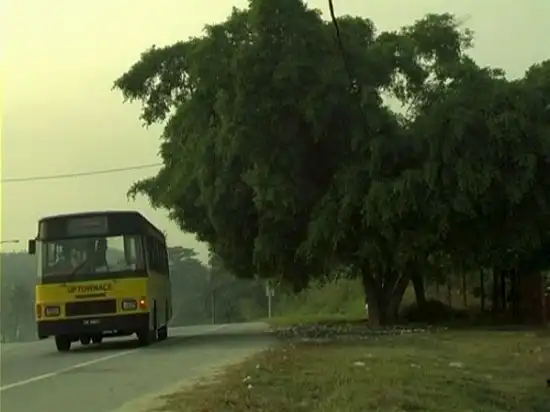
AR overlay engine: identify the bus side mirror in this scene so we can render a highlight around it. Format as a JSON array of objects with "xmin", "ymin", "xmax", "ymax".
[{"xmin": 28, "ymin": 239, "xmax": 36, "ymax": 255}]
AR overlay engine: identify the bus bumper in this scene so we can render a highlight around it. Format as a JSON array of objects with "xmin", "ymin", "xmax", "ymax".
[{"xmin": 37, "ymin": 313, "xmax": 149, "ymax": 338}]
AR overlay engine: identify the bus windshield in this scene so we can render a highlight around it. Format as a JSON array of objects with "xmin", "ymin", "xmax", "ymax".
[{"xmin": 40, "ymin": 235, "xmax": 145, "ymax": 278}]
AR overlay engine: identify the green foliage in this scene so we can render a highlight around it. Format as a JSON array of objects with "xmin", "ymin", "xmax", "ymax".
[
  {"xmin": 168, "ymin": 247, "xmax": 267, "ymax": 325},
  {"xmin": 274, "ymin": 277, "xmax": 365, "ymax": 320},
  {"xmin": 419, "ymin": 62, "xmax": 550, "ymax": 272},
  {"xmin": 115, "ymin": 0, "xmax": 550, "ymax": 325},
  {"xmin": 1, "ymin": 252, "xmax": 36, "ymax": 342}
]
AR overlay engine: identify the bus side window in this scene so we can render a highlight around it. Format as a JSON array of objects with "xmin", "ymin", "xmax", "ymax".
[
  {"xmin": 161, "ymin": 247, "xmax": 169, "ymax": 275},
  {"xmin": 147, "ymin": 237, "xmax": 161, "ymax": 273},
  {"xmin": 146, "ymin": 237, "xmax": 153, "ymax": 271},
  {"xmin": 155, "ymin": 240, "xmax": 161, "ymax": 273},
  {"xmin": 151, "ymin": 238, "xmax": 168, "ymax": 275},
  {"xmin": 156, "ymin": 241, "xmax": 162, "ymax": 274},
  {"xmin": 135, "ymin": 237, "xmax": 145, "ymax": 270},
  {"xmin": 124, "ymin": 235, "xmax": 144, "ymax": 270}
]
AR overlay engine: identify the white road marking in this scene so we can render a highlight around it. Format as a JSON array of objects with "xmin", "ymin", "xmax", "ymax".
[
  {"xmin": 0, "ymin": 350, "xmax": 135, "ymax": 392},
  {"xmin": 0, "ymin": 324, "xmax": 229, "ymax": 392}
]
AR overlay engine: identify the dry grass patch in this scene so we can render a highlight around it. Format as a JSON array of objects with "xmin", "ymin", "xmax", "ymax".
[{"xmin": 155, "ymin": 330, "xmax": 549, "ymax": 412}]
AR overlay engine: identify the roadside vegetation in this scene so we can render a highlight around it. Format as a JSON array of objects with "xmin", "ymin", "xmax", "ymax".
[
  {"xmin": 150, "ymin": 279, "xmax": 550, "ymax": 412},
  {"xmin": 155, "ymin": 330, "xmax": 549, "ymax": 412}
]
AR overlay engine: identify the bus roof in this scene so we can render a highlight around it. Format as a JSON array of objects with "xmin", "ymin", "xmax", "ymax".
[
  {"xmin": 37, "ymin": 210, "xmax": 166, "ymax": 241},
  {"xmin": 39, "ymin": 210, "xmax": 148, "ymax": 223}
]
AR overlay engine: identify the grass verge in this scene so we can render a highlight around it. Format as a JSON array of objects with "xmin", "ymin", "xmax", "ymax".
[
  {"xmin": 266, "ymin": 312, "xmax": 366, "ymax": 327},
  {"xmin": 154, "ymin": 328, "xmax": 549, "ymax": 412}
]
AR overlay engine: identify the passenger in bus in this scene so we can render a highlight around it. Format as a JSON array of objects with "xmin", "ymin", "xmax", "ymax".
[
  {"xmin": 94, "ymin": 238, "xmax": 135, "ymax": 273},
  {"xmin": 93, "ymin": 238, "xmax": 110, "ymax": 273},
  {"xmin": 53, "ymin": 247, "xmax": 81, "ymax": 273}
]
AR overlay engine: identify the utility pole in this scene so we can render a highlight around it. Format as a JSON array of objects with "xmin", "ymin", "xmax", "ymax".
[
  {"xmin": 211, "ymin": 288, "xmax": 216, "ymax": 324},
  {"xmin": 265, "ymin": 280, "xmax": 274, "ymax": 319},
  {"xmin": 208, "ymin": 266, "xmax": 216, "ymax": 324}
]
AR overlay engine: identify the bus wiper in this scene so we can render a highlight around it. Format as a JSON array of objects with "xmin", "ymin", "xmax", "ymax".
[{"xmin": 69, "ymin": 260, "xmax": 88, "ymax": 277}]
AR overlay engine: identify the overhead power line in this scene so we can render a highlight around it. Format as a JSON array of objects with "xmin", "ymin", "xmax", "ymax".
[
  {"xmin": 1, "ymin": 163, "xmax": 162, "ymax": 184},
  {"xmin": 4, "ymin": 2, "xmax": 347, "ymax": 187}
]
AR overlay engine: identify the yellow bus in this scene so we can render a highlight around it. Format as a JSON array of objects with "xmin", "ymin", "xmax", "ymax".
[{"xmin": 28, "ymin": 210, "xmax": 172, "ymax": 352}]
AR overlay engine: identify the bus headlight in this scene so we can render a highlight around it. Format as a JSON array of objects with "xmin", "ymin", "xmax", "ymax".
[
  {"xmin": 121, "ymin": 299, "xmax": 137, "ymax": 311},
  {"xmin": 44, "ymin": 306, "xmax": 60, "ymax": 317}
]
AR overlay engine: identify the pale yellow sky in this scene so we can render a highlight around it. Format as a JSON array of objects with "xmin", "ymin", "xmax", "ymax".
[{"xmin": 2, "ymin": 0, "xmax": 549, "ymax": 258}]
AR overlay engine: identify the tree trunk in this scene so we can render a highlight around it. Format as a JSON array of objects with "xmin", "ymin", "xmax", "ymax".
[
  {"xmin": 500, "ymin": 270, "xmax": 507, "ymax": 311},
  {"xmin": 211, "ymin": 289, "xmax": 216, "ymax": 324},
  {"xmin": 510, "ymin": 268, "xmax": 519, "ymax": 319},
  {"xmin": 447, "ymin": 278, "xmax": 453, "ymax": 308},
  {"xmin": 461, "ymin": 272, "xmax": 468, "ymax": 308},
  {"xmin": 361, "ymin": 270, "xmax": 409, "ymax": 326},
  {"xmin": 411, "ymin": 271, "xmax": 427, "ymax": 309},
  {"xmin": 387, "ymin": 274, "xmax": 410, "ymax": 321},
  {"xmin": 290, "ymin": 273, "xmax": 310, "ymax": 293},
  {"xmin": 492, "ymin": 269, "xmax": 500, "ymax": 312},
  {"xmin": 480, "ymin": 269, "xmax": 485, "ymax": 311}
]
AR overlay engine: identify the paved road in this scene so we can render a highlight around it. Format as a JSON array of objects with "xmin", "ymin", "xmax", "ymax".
[{"xmin": 0, "ymin": 322, "xmax": 274, "ymax": 412}]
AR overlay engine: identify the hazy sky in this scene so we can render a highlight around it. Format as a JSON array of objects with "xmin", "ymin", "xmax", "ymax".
[{"xmin": 2, "ymin": 0, "xmax": 549, "ymax": 259}]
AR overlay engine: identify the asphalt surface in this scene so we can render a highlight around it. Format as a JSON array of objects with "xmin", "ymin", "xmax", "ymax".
[{"xmin": 0, "ymin": 322, "xmax": 274, "ymax": 412}]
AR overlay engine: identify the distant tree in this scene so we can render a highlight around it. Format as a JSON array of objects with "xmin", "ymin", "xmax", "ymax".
[
  {"xmin": 168, "ymin": 247, "xmax": 266, "ymax": 325},
  {"xmin": 1, "ymin": 252, "xmax": 36, "ymax": 342},
  {"xmin": 206, "ymin": 252, "xmax": 267, "ymax": 323},
  {"xmin": 167, "ymin": 246, "xmax": 211, "ymax": 325}
]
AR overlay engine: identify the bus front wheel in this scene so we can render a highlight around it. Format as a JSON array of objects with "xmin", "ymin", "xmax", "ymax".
[
  {"xmin": 55, "ymin": 336, "xmax": 71, "ymax": 352},
  {"xmin": 91, "ymin": 335, "xmax": 103, "ymax": 344},
  {"xmin": 157, "ymin": 326, "xmax": 168, "ymax": 341}
]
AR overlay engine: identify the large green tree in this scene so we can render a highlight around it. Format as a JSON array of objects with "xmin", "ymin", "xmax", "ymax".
[
  {"xmin": 411, "ymin": 60, "xmax": 549, "ymax": 271},
  {"xmin": 368, "ymin": 54, "xmax": 550, "ymax": 318},
  {"xmin": 114, "ymin": 0, "xmax": 549, "ymax": 325}
]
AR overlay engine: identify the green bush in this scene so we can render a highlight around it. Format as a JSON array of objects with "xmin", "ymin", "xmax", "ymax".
[{"xmin": 275, "ymin": 278, "xmax": 365, "ymax": 319}]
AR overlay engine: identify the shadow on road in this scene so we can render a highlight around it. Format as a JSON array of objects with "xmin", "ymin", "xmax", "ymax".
[{"xmin": 50, "ymin": 328, "xmax": 274, "ymax": 356}]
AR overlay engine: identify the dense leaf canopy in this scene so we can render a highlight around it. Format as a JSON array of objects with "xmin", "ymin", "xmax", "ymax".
[{"xmin": 114, "ymin": 0, "xmax": 550, "ymax": 323}]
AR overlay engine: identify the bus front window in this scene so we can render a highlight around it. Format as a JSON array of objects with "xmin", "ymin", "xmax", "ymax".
[
  {"xmin": 94, "ymin": 236, "xmax": 144, "ymax": 273},
  {"xmin": 41, "ymin": 235, "xmax": 144, "ymax": 278},
  {"xmin": 42, "ymin": 239, "xmax": 88, "ymax": 276}
]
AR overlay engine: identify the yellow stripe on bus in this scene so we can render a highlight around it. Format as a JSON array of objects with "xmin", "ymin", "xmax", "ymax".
[{"xmin": 35, "ymin": 277, "xmax": 148, "ymax": 302}]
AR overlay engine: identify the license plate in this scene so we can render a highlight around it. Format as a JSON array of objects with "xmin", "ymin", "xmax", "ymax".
[{"xmin": 83, "ymin": 319, "xmax": 100, "ymax": 325}]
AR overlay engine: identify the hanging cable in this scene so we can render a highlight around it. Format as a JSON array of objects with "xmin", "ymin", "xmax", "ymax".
[
  {"xmin": 327, "ymin": 0, "xmax": 370, "ymax": 138},
  {"xmin": 1, "ymin": 163, "xmax": 162, "ymax": 183},
  {"xmin": 328, "ymin": 0, "xmax": 356, "ymax": 92}
]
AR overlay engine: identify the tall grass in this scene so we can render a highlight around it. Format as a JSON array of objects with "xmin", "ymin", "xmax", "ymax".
[{"xmin": 273, "ymin": 278, "xmax": 366, "ymax": 320}]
